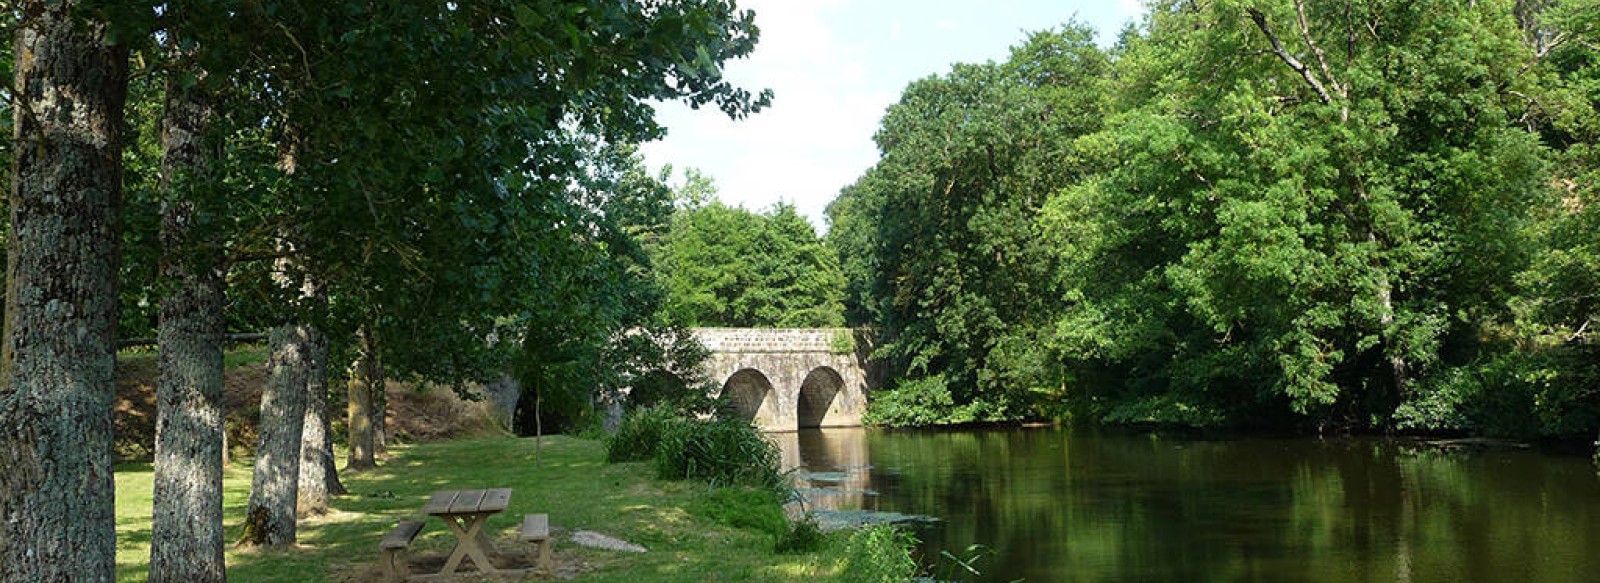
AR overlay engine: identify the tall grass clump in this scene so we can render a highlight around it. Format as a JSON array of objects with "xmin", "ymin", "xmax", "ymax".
[
  {"xmin": 835, "ymin": 525, "xmax": 918, "ymax": 583},
  {"xmin": 773, "ymin": 515, "xmax": 825, "ymax": 554},
  {"xmin": 604, "ymin": 406, "xmax": 683, "ymax": 462},
  {"xmin": 691, "ymin": 487, "xmax": 824, "ymax": 553},
  {"xmin": 656, "ymin": 417, "xmax": 785, "ymax": 491}
]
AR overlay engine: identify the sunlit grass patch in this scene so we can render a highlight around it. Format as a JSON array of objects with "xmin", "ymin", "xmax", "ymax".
[{"xmin": 114, "ymin": 435, "xmax": 852, "ymax": 582}]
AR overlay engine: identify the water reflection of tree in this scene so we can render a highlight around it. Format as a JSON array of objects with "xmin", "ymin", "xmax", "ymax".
[{"xmin": 860, "ymin": 430, "xmax": 1600, "ymax": 582}]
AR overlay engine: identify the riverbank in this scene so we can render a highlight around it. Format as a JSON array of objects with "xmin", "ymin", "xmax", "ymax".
[{"xmin": 113, "ymin": 435, "xmax": 852, "ymax": 582}]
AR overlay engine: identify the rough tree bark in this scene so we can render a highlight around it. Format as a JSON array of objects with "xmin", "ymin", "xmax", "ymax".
[
  {"xmin": 346, "ymin": 324, "xmax": 380, "ymax": 471},
  {"xmin": 0, "ymin": 3, "xmax": 128, "ymax": 582},
  {"xmin": 298, "ymin": 325, "xmax": 343, "ymax": 516},
  {"xmin": 239, "ymin": 326, "xmax": 311, "ymax": 546},
  {"xmin": 149, "ymin": 50, "xmax": 227, "ymax": 583},
  {"xmin": 317, "ymin": 333, "xmax": 347, "ymax": 496}
]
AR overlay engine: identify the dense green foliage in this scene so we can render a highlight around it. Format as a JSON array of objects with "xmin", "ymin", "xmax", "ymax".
[
  {"xmin": 832, "ymin": 24, "xmax": 1111, "ymax": 423},
  {"xmin": 833, "ymin": 0, "xmax": 1600, "ymax": 439},
  {"xmin": 604, "ymin": 406, "xmax": 682, "ymax": 463},
  {"xmin": 654, "ymin": 179, "xmax": 846, "ymax": 327},
  {"xmin": 606, "ymin": 407, "xmax": 787, "ymax": 491},
  {"xmin": 654, "ymin": 417, "xmax": 787, "ymax": 490},
  {"xmin": 2, "ymin": 0, "xmax": 772, "ymax": 433}
]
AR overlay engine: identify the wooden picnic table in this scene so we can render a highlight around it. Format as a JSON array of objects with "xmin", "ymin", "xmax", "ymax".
[{"xmin": 420, "ymin": 488, "xmax": 513, "ymax": 577}]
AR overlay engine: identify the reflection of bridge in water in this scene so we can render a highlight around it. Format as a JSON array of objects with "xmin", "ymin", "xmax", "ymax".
[
  {"xmin": 695, "ymin": 328, "xmax": 880, "ymax": 432},
  {"xmin": 770, "ymin": 428, "xmax": 876, "ymax": 511}
]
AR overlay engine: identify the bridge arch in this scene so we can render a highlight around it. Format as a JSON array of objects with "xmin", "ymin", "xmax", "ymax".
[
  {"xmin": 798, "ymin": 367, "xmax": 844, "ymax": 429},
  {"xmin": 721, "ymin": 368, "xmax": 779, "ymax": 428}
]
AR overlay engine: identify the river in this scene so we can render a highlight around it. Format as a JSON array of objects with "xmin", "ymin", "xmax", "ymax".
[{"xmin": 775, "ymin": 427, "xmax": 1600, "ymax": 583}]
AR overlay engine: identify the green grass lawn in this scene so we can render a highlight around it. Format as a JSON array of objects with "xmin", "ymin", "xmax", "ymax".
[{"xmin": 114, "ymin": 435, "xmax": 844, "ymax": 582}]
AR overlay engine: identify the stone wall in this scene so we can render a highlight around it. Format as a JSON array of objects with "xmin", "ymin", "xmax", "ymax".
[{"xmin": 692, "ymin": 327, "xmax": 846, "ymax": 354}]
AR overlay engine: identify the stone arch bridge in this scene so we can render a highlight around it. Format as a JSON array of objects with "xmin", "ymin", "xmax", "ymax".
[{"xmin": 694, "ymin": 328, "xmax": 878, "ymax": 432}]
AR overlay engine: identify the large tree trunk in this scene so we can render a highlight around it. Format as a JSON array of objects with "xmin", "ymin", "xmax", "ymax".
[
  {"xmin": 346, "ymin": 324, "xmax": 379, "ymax": 471},
  {"xmin": 0, "ymin": 3, "xmax": 128, "ymax": 582},
  {"xmin": 149, "ymin": 55, "xmax": 226, "ymax": 583},
  {"xmin": 298, "ymin": 325, "xmax": 342, "ymax": 516},
  {"xmin": 239, "ymin": 326, "xmax": 310, "ymax": 546}
]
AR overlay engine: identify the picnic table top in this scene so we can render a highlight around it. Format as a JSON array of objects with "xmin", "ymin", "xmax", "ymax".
[{"xmin": 421, "ymin": 488, "xmax": 512, "ymax": 516}]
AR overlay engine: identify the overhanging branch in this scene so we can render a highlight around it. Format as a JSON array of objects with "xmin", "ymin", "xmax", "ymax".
[{"xmin": 1247, "ymin": 7, "xmax": 1335, "ymax": 106}]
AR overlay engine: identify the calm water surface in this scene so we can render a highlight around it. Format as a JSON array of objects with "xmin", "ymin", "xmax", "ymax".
[{"xmin": 776, "ymin": 427, "xmax": 1600, "ymax": 583}]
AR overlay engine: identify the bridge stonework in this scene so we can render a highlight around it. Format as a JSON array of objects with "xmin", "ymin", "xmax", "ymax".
[{"xmin": 694, "ymin": 328, "xmax": 875, "ymax": 432}]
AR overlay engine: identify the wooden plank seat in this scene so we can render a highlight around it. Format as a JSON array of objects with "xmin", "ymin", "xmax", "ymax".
[
  {"xmin": 379, "ymin": 520, "xmax": 426, "ymax": 583},
  {"xmin": 519, "ymin": 514, "xmax": 552, "ymax": 573}
]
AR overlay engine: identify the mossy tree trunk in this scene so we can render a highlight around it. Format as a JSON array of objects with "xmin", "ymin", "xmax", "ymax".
[
  {"xmin": 240, "ymin": 326, "xmax": 311, "ymax": 546},
  {"xmin": 0, "ymin": 2, "xmax": 128, "ymax": 581},
  {"xmin": 346, "ymin": 323, "xmax": 380, "ymax": 471},
  {"xmin": 149, "ymin": 44, "xmax": 226, "ymax": 583}
]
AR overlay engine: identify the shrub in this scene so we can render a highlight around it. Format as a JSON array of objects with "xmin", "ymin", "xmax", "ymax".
[
  {"xmin": 834, "ymin": 525, "xmax": 918, "ymax": 583},
  {"xmin": 655, "ymin": 417, "xmax": 785, "ymax": 491},
  {"xmin": 863, "ymin": 375, "xmax": 955, "ymax": 427},
  {"xmin": 774, "ymin": 515, "xmax": 825, "ymax": 554},
  {"xmin": 829, "ymin": 329, "xmax": 855, "ymax": 355},
  {"xmin": 604, "ymin": 406, "xmax": 682, "ymax": 462},
  {"xmin": 863, "ymin": 374, "xmax": 1006, "ymax": 427},
  {"xmin": 1396, "ymin": 347, "xmax": 1600, "ymax": 439}
]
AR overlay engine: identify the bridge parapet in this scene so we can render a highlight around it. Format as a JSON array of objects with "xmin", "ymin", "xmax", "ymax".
[{"xmin": 692, "ymin": 327, "xmax": 852, "ymax": 354}]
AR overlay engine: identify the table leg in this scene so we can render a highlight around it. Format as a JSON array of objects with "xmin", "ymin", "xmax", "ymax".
[{"xmin": 439, "ymin": 513, "xmax": 498, "ymax": 575}]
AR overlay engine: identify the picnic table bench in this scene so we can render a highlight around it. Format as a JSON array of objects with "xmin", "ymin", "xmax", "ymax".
[{"xmin": 378, "ymin": 488, "xmax": 553, "ymax": 582}]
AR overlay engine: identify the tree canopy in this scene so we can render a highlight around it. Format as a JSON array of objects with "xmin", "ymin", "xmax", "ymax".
[
  {"xmin": 654, "ymin": 181, "xmax": 845, "ymax": 328},
  {"xmin": 831, "ymin": 0, "xmax": 1600, "ymax": 436},
  {"xmin": 3, "ymin": 0, "xmax": 775, "ymax": 578}
]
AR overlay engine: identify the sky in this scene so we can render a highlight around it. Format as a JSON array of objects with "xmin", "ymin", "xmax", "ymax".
[{"xmin": 638, "ymin": 0, "xmax": 1147, "ymax": 231}]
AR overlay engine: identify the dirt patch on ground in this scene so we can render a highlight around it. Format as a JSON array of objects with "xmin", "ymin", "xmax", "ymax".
[
  {"xmin": 387, "ymin": 384, "xmax": 507, "ymax": 443},
  {"xmin": 337, "ymin": 542, "xmax": 592, "ymax": 582},
  {"xmin": 115, "ymin": 349, "xmax": 509, "ymax": 461},
  {"xmin": 115, "ymin": 351, "xmax": 270, "ymax": 460}
]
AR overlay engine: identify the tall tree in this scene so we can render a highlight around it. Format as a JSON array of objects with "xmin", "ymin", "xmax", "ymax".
[
  {"xmin": 217, "ymin": 0, "xmax": 774, "ymax": 461},
  {"xmin": 298, "ymin": 323, "xmax": 342, "ymax": 515},
  {"xmin": 0, "ymin": 2, "xmax": 129, "ymax": 581},
  {"xmin": 346, "ymin": 323, "xmax": 380, "ymax": 471},
  {"xmin": 239, "ymin": 325, "xmax": 310, "ymax": 546},
  {"xmin": 654, "ymin": 197, "xmax": 845, "ymax": 328},
  {"xmin": 148, "ymin": 2, "xmax": 229, "ymax": 580},
  {"xmin": 1042, "ymin": 0, "xmax": 1549, "ymax": 427},
  {"xmin": 830, "ymin": 25, "xmax": 1108, "ymax": 424}
]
